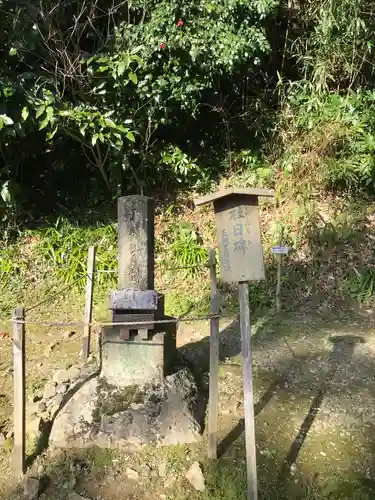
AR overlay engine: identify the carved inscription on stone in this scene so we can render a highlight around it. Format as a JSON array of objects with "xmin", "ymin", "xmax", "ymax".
[{"xmin": 215, "ymin": 196, "xmax": 265, "ymax": 283}]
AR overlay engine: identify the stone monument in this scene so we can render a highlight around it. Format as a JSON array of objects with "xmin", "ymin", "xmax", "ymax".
[
  {"xmin": 101, "ymin": 196, "xmax": 172, "ymax": 387},
  {"xmin": 47, "ymin": 196, "xmax": 201, "ymax": 450}
]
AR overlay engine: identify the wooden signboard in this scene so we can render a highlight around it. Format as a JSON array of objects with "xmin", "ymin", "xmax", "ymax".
[
  {"xmin": 195, "ymin": 187, "xmax": 274, "ymax": 500},
  {"xmin": 195, "ymin": 188, "xmax": 274, "ymax": 283}
]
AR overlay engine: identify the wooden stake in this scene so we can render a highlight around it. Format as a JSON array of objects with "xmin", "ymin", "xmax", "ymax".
[
  {"xmin": 82, "ymin": 246, "xmax": 96, "ymax": 361},
  {"xmin": 12, "ymin": 307, "xmax": 25, "ymax": 476},
  {"xmin": 238, "ymin": 282, "xmax": 258, "ymax": 500},
  {"xmin": 276, "ymin": 254, "xmax": 282, "ymax": 313},
  {"xmin": 208, "ymin": 248, "xmax": 220, "ymax": 459}
]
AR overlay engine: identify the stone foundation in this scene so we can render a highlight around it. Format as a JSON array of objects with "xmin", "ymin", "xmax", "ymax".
[{"xmin": 48, "ymin": 368, "xmax": 201, "ymax": 450}]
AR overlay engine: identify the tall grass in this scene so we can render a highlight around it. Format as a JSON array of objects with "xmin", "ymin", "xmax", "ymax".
[{"xmin": 37, "ymin": 217, "xmax": 117, "ymax": 286}]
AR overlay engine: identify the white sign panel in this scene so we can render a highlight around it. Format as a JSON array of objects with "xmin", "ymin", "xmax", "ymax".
[{"xmin": 271, "ymin": 246, "xmax": 289, "ymax": 255}]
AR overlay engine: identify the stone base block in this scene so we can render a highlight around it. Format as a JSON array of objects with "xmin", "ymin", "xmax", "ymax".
[{"xmin": 101, "ymin": 319, "xmax": 176, "ymax": 387}]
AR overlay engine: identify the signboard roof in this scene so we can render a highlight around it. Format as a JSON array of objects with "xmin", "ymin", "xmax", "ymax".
[{"xmin": 194, "ymin": 187, "xmax": 275, "ymax": 207}]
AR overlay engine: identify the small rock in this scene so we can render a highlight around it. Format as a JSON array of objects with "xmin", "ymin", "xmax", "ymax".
[
  {"xmin": 158, "ymin": 462, "xmax": 167, "ymax": 478},
  {"xmin": 53, "ymin": 369, "xmax": 70, "ymax": 384},
  {"xmin": 64, "ymin": 330, "xmax": 75, "ymax": 339},
  {"xmin": 24, "ymin": 476, "xmax": 40, "ymax": 499},
  {"xmin": 126, "ymin": 467, "xmax": 139, "ymax": 482},
  {"xmin": 55, "ymin": 394, "xmax": 64, "ymax": 405},
  {"xmin": 139, "ymin": 464, "xmax": 152, "ymax": 478},
  {"xmin": 164, "ymin": 476, "xmax": 176, "ymax": 488},
  {"xmin": 43, "ymin": 381, "xmax": 57, "ymax": 399},
  {"xmin": 130, "ymin": 403, "xmax": 142, "ymax": 410},
  {"xmin": 50, "ymin": 398, "xmax": 64, "ymax": 415},
  {"xmin": 57, "ymin": 383, "xmax": 69, "ymax": 394},
  {"xmin": 38, "ymin": 401, "xmax": 47, "ymax": 412},
  {"xmin": 185, "ymin": 462, "xmax": 205, "ymax": 492},
  {"xmin": 69, "ymin": 366, "xmax": 81, "ymax": 380},
  {"xmin": 30, "ymin": 401, "xmax": 47, "ymax": 415}
]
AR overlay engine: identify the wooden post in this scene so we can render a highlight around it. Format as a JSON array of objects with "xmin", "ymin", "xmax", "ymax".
[
  {"xmin": 208, "ymin": 248, "xmax": 220, "ymax": 459},
  {"xmin": 12, "ymin": 307, "xmax": 25, "ymax": 476},
  {"xmin": 82, "ymin": 246, "xmax": 96, "ymax": 361},
  {"xmin": 276, "ymin": 254, "xmax": 282, "ymax": 313},
  {"xmin": 238, "ymin": 282, "xmax": 258, "ymax": 500}
]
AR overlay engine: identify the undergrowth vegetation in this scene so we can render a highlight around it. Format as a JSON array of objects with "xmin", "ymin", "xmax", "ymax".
[{"xmin": 1, "ymin": 0, "xmax": 375, "ymax": 311}]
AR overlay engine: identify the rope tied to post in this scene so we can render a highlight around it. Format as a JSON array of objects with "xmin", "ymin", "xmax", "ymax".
[{"xmin": 9, "ymin": 312, "xmax": 230, "ymax": 328}]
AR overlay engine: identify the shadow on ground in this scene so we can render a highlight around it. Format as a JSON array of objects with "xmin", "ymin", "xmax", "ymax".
[{"xmin": 4, "ymin": 310, "xmax": 375, "ymax": 500}]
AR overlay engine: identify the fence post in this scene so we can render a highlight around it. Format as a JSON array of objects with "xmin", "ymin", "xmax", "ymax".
[
  {"xmin": 12, "ymin": 306, "xmax": 25, "ymax": 476},
  {"xmin": 82, "ymin": 246, "xmax": 96, "ymax": 361},
  {"xmin": 208, "ymin": 248, "xmax": 220, "ymax": 459},
  {"xmin": 275, "ymin": 253, "xmax": 282, "ymax": 313}
]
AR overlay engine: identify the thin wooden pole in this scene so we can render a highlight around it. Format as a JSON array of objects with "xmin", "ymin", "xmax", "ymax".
[
  {"xmin": 276, "ymin": 254, "xmax": 282, "ymax": 313},
  {"xmin": 238, "ymin": 282, "xmax": 258, "ymax": 500},
  {"xmin": 208, "ymin": 248, "xmax": 220, "ymax": 459},
  {"xmin": 12, "ymin": 306, "xmax": 25, "ymax": 476},
  {"xmin": 82, "ymin": 246, "xmax": 96, "ymax": 361}
]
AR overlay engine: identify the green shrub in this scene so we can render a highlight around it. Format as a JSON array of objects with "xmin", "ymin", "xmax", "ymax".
[{"xmin": 347, "ymin": 267, "xmax": 375, "ymax": 304}]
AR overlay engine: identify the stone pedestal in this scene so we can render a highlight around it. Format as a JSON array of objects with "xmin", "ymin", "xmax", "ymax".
[
  {"xmin": 100, "ymin": 195, "xmax": 174, "ymax": 387},
  {"xmin": 101, "ymin": 324, "xmax": 176, "ymax": 387}
]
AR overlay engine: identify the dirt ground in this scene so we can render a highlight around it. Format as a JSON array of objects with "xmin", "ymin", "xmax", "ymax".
[{"xmin": 1, "ymin": 309, "xmax": 375, "ymax": 499}]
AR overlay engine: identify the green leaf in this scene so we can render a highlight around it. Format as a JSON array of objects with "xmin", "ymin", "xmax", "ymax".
[
  {"xmin": 79, "ymin": 124, "xmax": 88, "ymax": 136},
  {"xmin": 39, "ymin": 117, "xmax": 49, "ymax": 130},
  {"xmin": 9, "ymin": 47, "xmax": 17, "ymax": 56},
  {"xmin": 92, "ymin": 134, "xmax": 98, "ymax": 146},
  {"xmin": 116, "ymin": 125, "xmax": 129, "ymax": 134},
  {"xmin": 21, "ymin": 107, "xmax": 29, "ymax": 121},
  {"xmin": 1, "ymin": 181, "xmax": 12, "ymax": 204},
  {"xmin": 129, "ymin": 72, "xmax": 138, "ymax": 85},
  {"xmin": 104, "ymin": 118, "xmax": 117, "ymax": 128},
  {"xmin": 131, "ymin": 55, "xmax": 142, "ymax": 66},
  {"xmin": 0, "ymin": 114, "xmax": 14, "ymax": 126},
  {"xmin": 3, "ymin": 87, "xmax": 13, "ymax": 97},
  {"xmin": 36, "ymin": 106, "xmax": 46, "ymax": 119},
  {"xmin": 117, "ymin": 61, "xmax": 126, "ymax": 76},
  {"xmin": 46, "ymin": 106, "xmax": 54, "ymax": 121},
  {"xmin": 126, "ymin": 131, "xmax": 135, "ymax": 142},
  {"xmin": 46, "ymin": 126, "xmax": 58, "ymax": 141}
]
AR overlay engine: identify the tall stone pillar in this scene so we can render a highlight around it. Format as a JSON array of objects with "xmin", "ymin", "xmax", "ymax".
[{"xmin": 117, "ymin": 196, "xmax": 154, "ymax": 290}]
